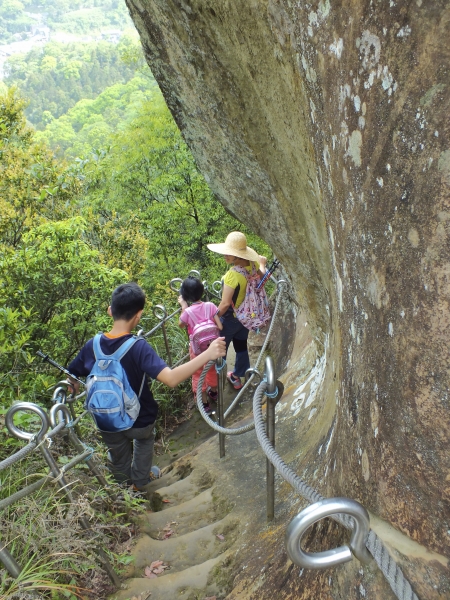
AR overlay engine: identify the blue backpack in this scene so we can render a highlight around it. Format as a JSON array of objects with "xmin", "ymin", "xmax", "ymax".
[{"xmin": 84, "ymin": 334, "xmax": 145, "ymax": 432}]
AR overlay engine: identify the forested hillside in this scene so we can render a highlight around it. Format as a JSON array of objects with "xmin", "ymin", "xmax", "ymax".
[
  {"xmin": 34, "ymin": 72, "xmax": 157, "ymax": 155},
  {"xmin": 4, "ymin": 35, "xmax": 139, "ymax": 128},
  {"xmin": 0, "ymin": 0, "xmax": 131, "ymax": 43}
]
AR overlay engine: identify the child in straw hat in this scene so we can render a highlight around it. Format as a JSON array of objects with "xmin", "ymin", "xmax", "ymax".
[{"xmin": 207, "ymin": 232, "xmax": 267, "ymax": 390}]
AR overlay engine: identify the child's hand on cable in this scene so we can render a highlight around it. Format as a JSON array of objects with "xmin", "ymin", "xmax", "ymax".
[
  {"xmin": 206, "ymin": 337, "xmax": 226, "ymax": 359},
  {"xmin": 68, "ymin": 377, "xmax": 80, "ymax": 396},
  {"xmin": 178, "ymin": 295, "xmax": 188, "ymax": 309}
]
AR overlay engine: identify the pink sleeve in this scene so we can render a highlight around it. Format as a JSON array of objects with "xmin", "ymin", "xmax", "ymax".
[
  {"xmin": 180, "ymin": 310, "xmax": 190, "ymax": 325},
  {"xmin": 206, "ymin": 302, "xmax": 218, "ymax": 319}
]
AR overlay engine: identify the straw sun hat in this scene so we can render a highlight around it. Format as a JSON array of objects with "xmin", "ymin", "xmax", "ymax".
[{"xmin": 207, "ymin": 232, "xmax": 260, "ymax": 262}]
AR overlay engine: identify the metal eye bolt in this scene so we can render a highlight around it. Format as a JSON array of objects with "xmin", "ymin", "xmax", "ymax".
[
  {"xmin": 153, "ymin": 304, "xmax": 168, "ymax": 321},
  {"xmin": 169, "ymin": 278, "xmax": 183, "ymax": 294},
  {"xmin": 6, "ymin": 402, "xmax": 50, "ymax": 443},
  {"xmin": 285, "ymin": 497, "xmax": 372, "ymax": 569}
]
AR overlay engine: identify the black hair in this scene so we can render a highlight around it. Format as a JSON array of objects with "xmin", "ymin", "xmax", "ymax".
[
  {"xmin": 110, "ymin": 282, "xmax": 146, "ymax": 321},
  {"xmin": 180, "ymin": 276, "xmax": 204, "ymax": 303}
]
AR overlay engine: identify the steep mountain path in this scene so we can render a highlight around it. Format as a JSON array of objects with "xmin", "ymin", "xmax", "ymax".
[{"xmin": 112, "ymin": 341, "xmax": 265, "ymax": 600}]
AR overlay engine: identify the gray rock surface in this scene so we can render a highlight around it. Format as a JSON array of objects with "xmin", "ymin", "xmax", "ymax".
[{"xmin": 124, "ymin": 1, "xmax": 450, "ymax": 598}]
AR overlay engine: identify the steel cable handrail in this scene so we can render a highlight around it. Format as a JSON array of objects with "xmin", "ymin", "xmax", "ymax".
[
  {"xmin": 223, "ymin": 279, "xmax": 287, "ymax": 418},
  {"xmin": 0, "ymin": 440, "xmax": 38, "ymax": 472},
  {"xmin": 195, "ymin": 280, "xmax": 288, "ymax": 434},
  {"xmin": 253, "ymin": 380, "xmax": 419, "ymax": 600},
  {"xmin": 196, "ymin": 360, "xmax": 255, "ymax": 435}
]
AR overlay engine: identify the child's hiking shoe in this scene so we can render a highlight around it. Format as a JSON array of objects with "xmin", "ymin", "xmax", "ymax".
[
  {"xmin": 131, "ymin": 466, "xmax": 162, "ymax": 499},
  {"xmin": 149, "ymin": 465, "xmax": 161, "ymax": 481},
  {"xmin": 202, "ymin": 402, "xmax": 213, "ymax": 414},
  {"xmin": 206, "ymin": 386, "xmax": 218, "ymax": 401},
  {"xmin": 227, "ymin": 371, "xmax": 243, "ymax": 390}
]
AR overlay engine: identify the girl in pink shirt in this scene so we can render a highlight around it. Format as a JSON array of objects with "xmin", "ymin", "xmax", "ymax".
[{"xmin": 178, "ymin": 277, "xmax": 223, "ymax": 413}]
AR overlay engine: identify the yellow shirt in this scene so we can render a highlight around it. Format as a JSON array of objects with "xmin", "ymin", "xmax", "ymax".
[{"xmin": 223, "ymin": 262, "xmax": 259, "ymax": 308}]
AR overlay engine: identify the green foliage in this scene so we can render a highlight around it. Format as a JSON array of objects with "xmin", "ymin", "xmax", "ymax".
[
  {"xmin": 79, "ymin": 95, "xmax": 271, "ymax": 294},
  {"xmin": 0, "ymin": 89, "xmax": 127, "ymax": 407},
  {"xmin": 0, "ymin": 0, "xmax": 32, "ymax": 41},
  {"xmin": 0, "ymin": 87, "xmax": 82, "ymax": 248},
  {"xmin": 0, "ymin": 449, "xmax": 147, "ymax": 599},
  {"xmin": 0, "ymin": 218, "xmax": 127, "ymax": 404},
  {"xmin": 36, "ymin": 72, "xmax": 157, "ymax": 157},
  {"xmin": 42, "ymin": 0, "xmax": 132, "ymax": 35},
  {"xmin": 5, "ymin": 35, "xmax": 140, "ymax": 129}
]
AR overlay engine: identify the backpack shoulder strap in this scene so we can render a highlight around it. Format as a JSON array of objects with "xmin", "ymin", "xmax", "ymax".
[
  {"xmin": 112, "ymin": 336, "xmax": 140, "ymax": 361},
  {"xmin": 138, "ymin": 374, "xmax": 146, "ymax": 397},
  {"xmin": 231, "ymin": 265, "xmax": 247, "ymax": 277},
  {"xmin": 184, "ymin": 304, "xmax": 206, "ymax": 326},
  {"xmin": 232, "ymin": 264, "xmax": 258, "ymax": 280},
  {"xmin": 201, "ymin": 302, "xmax": 212, "ymax": 321},
  {"xmin": 93, "ymin": 335, "xmax": 140, "ymax": 362},
  {"xmin": 117, "ymin": 337, "xmax": 147, "ymax": 398},
  {"xmin": 184, "ymin": 305, "xmax": 195, "ymax": 325},
  {"xmin": 92, "ymin": 334, "xmax": 107, "ymax": 361}
]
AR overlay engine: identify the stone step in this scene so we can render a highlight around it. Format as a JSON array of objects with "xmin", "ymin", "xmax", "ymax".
[
  {"xmin": 129, "ymin": 514, "xmax": 237, "ymax": 575},
  {"xmin": 145, "ymin": 460, "xmax": 193, "ymax": 494},
  {"xmin": 150, "ymin": 470, "xmax": 214, "ymax": 511},
  {"xmin": 138, "ymin": 488, "xmax": 216, "ymax": 538},
  {"xmin": 112, "ymin": 554, "xmax": 228, "ymax": 600}
]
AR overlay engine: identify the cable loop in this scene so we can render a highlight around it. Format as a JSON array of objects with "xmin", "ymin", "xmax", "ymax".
[
  {"xmin": 245, "ymin": 367, "xmax": 262, "ymax": 382},
  {"xmin": 169, "ymin": 278, "xmax": 183, "ymax": 294},
  {"xmin": 264, "ymin": 386, "xmax": 279, "ymax": 399},
  {"xmin": 6, "ymin": 402, "xmax": 50, "ymax": 443},
  {"xmin": 215, "ymin": 358, "xmax": 227, "ymax": 373},
  {"xmin": 286, "ymin": 497, "xmax": 372, "ymax": 569},
  {"xmin": 153, "ymin": 304, "xmax": 168, "ymax": 321},
  {"xmin": 263, "ymin": 356, "xmax": 277, "ymax": 395},
  {"xmin": 211, "ymin": 280, "xmax": 223, "ymax": 295}
]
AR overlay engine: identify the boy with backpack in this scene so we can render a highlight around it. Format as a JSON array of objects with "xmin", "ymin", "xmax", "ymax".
[
  {"xmin": 67, "ymin": 282, "xmax": 225, "ymax": 496},
  {"xmin": 178, "ymin": 276, "xmax": 222, "ymax": 414}
]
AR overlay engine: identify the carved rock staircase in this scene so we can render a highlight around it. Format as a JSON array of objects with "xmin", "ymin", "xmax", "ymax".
[{"xmin": 112, "ymin": 461, "xmax": 239, "ymax": 600}]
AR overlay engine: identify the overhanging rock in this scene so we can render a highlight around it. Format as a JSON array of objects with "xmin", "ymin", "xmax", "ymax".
[{"xmin": 125, "ymin": 1, "xmax": 450, "ymax": 598}]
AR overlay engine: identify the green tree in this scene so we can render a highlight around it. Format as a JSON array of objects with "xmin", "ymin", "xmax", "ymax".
[
  {"xmin": 4, "ymin": 38, "xmax": 140, "ymax": 129},
  {"xmin": 0, "ymin": 88, "xmax": 81, "ymax": 248},
  {"xmin": 36, "ymin": 74, "xmax": 156, "ymax": 155},
  {"xmin": 80, "ymin": 95, "xmax": 269, "ymax": 295},
  {"xmin": 0, "ymin": 217, "xmax": 126, "ymax": 365},
  {"xmin": 0, "ymin": 0, "xmax": 25, "ymax": 18},
  {"xmin": 40, "ymin": 55, "xmax": 57, "ymax": 72},
  {"xmin": 0, "ymin": 88, "xmax": 128, "ymax": 404}
]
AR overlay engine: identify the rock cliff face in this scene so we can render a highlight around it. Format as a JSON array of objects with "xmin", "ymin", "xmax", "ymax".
[{"xmin": 125, "ymin": 1, "xmax": 449, "ymax": 598}]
